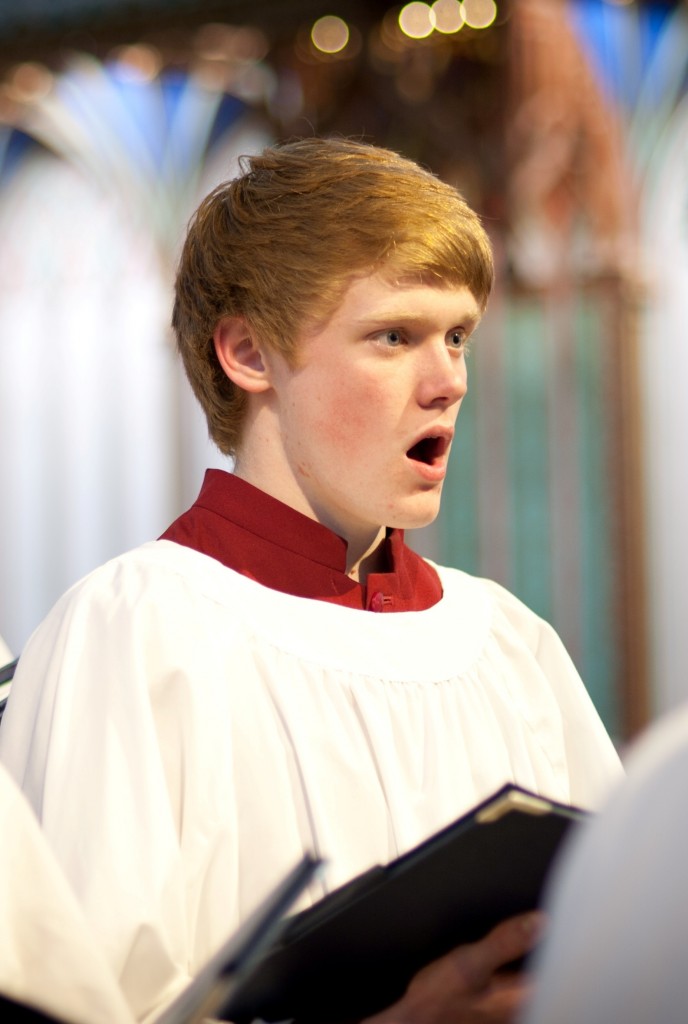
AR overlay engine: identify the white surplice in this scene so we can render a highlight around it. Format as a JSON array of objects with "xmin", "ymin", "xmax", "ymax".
[
  {"xmin": 0, "ymin": 540, "xmax": 622, "ymax": 1021},
  {"xmin": 524, "ymin": 702, "xmax": 688, "ymax": 1024},
  {"xmin": 0, "ymin": 761, "xmax": 134, "ymax": 1024}
]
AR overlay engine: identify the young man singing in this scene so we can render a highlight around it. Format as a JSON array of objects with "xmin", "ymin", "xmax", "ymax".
[{"xmin": 0, "ymin": 138, "xmax": 621, "ymax": 1024}]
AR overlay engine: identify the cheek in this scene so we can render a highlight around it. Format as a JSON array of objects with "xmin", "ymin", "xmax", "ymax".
[
  {"xmin": 310, "ymin": 378, "xmax": 380, "ymax": 455},
  {"xmin": 317, "ymin": 400, "xmax": 369, "ymax": 455}
]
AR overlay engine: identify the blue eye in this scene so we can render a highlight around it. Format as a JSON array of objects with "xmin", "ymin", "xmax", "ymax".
[
  {"xmin": 379, "ymin": 329, "xmax": 404, "ymax": 347},
  {"xmin": 447, "ymin": 330, "xmax": 466, "ymax": 349}
]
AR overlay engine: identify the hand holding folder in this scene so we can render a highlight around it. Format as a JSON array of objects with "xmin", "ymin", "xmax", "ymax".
[
  {"xmin": 360, "ymin": 907, "xmax": 546, "ymax": 1024},
  {"xmin": 222, "ymin": 784, "xmax": 585, "ymax": 1024},
  {"xmin": 139, "ymin": 783, "xmax": 584, "ymax": 1024}
]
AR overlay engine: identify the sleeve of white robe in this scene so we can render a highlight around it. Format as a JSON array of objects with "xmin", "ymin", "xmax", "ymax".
[
  {"xmin": 522, "ymin": 703, "xmax": 688, "ymax": 1024},
  {"xmin": 0, "ymin": 576, "xmax": 196, "ymax": 1023},
  {"xmin": 482, "ymin": 577, "xmax": 622, "ymax": 809},
  {"xmin": 0, "ymin": 762, "xmax": 135, "ymax": 1024}
]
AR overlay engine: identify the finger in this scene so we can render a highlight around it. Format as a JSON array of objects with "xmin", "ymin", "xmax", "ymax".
[
  {"xmin": 441, "ymin": 911, "xmax": 547, "ymax": 992},
  {"xmin": 469, "ymin": 972, "xmax": 536, "ymax": 1023},
  {"xmin": 361, "ymin": 914, "xmax": 546, "ymax": 1024}
]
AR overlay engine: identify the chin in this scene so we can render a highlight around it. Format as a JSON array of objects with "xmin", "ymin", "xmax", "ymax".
[{"xmin": 388, "ymin": 501, "xmax": 442, "ymax": 532}]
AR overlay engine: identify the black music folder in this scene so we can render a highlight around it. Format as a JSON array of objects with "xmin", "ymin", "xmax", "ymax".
[{"xmin": 221, "ymin": 784, "xmax": 586, "ymax": 1024}]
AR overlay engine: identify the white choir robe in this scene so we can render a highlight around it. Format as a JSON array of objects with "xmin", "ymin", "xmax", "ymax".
[
  {"xmin": 0, "ymin": 540, "xmax": 623, "ymax": 1021},
  {"xmin": 523, "ymin": 702, "xmax": 688, "ymax": 1024},
  {"xmin": 0, "ymin": 761, "xmax": 134, "ymax": 1024}
]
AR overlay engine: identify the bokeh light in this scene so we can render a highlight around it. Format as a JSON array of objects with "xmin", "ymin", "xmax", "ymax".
[
  {"xmin": 311, "ymin": 15, "xmax": 350, "ymax": 54},
  {"xmin": 432, "ymin": 0, "xmax": 465, "ymax": 34},
  {"xmin": 399, "ymin": 2, "xmax": 434, "ymax": 40},
  {"xmin": 460, "ymin": 0, "xmax": 498, "ymax": 30},
  {"xmin": 4, "ymin": 61, "xmax": 54, "ymax": 102},
  {"xmin": 110, "ymin": 44, "xmax": 162, "ymax": 83}
]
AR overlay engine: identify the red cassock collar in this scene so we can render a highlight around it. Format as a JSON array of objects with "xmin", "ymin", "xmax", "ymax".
[{"xmin": 159, "ymin": 469, "xmax": 442, "ymax": 613}]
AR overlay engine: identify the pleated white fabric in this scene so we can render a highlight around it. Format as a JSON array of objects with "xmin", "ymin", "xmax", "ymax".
[{"xmin": 0, "ymin": 540, "xmax": 622, "ymax": 1022}]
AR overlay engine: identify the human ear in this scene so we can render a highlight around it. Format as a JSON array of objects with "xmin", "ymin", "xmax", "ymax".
[{"xmin": 213, "ymin": 316, "xmax": 270, "ymax": 394}]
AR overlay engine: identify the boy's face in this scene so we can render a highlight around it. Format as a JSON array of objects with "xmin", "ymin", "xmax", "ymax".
[{"xmin": 257, "ymin": 271, "xmax": 482, "ymax": 552}]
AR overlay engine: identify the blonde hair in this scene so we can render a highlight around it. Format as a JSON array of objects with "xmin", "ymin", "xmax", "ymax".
[{"xmin": 173, "ymin": 136, "xmax": 494, "ymax": 456}]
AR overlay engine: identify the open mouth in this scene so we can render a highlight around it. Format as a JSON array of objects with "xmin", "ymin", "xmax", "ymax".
[{"xmin": 406, "ymin": 435, "xmax": 448, "ymax": 466}]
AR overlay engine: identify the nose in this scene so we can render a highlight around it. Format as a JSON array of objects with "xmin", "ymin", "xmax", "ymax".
[{"xmin": 417, "ymin": 340, "xmax": 468, "ymax": 409}]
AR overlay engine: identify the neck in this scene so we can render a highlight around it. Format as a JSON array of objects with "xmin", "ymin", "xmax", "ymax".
[
  {"xmin": 233, "ymin": 452, "xmax": 388, "ymax": 585},
  {"xmin": 345, "ymin": 527, "xmax": 388, "ymax": 583},
  {"xmin": 234, "ymin": 407, "xmax": 388, "ymax": 583}
]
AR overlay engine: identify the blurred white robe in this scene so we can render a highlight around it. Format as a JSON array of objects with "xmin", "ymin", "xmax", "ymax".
[
  {"xmin": 0, "ymin": 761, "xmax": 134, "ymax": 1024},
  {"xmin": 0, "ymin": 540, "xmax": 622, "ymax": 1021},
  {"xmin": 524, "ymin": 702, "xmax": 688, "ymax": 1024}
]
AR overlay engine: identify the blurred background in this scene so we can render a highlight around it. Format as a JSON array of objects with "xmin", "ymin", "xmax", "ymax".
[{"xmin": 0, "ymin": 0, "xmax": 686, "ymax": 746}]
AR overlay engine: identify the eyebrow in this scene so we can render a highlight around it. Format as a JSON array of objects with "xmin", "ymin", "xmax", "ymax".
[{"xmin": 353, "ymin": 308, "xmax": 482, "ymax": 330}]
